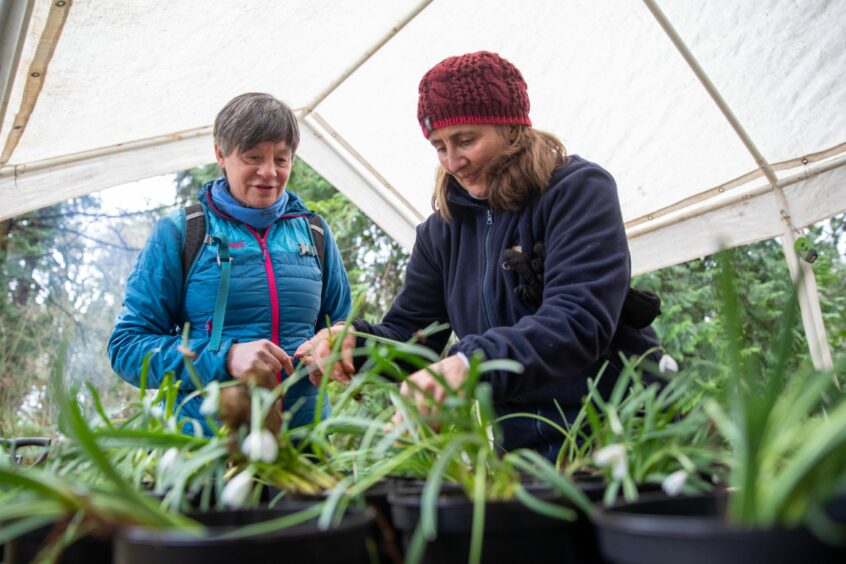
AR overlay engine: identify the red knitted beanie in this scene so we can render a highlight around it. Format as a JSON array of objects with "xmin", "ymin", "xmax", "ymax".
[{"xmin": 417, "ymin": 51, "xmax": 531, "ymax": 139}]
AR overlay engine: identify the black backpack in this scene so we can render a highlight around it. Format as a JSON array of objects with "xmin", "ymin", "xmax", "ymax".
[
  {"xmin": 179, "ymin": 204, "xmax": 327, "ymax": 352},
  {"xmin": 180, "ymin": 203, "xmax": 326, "ymax": 285}
]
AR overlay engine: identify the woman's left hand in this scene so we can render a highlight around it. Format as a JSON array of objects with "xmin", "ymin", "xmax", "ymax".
[{"xmin": 391, "ymin": 354, "xmax": 468, "ymax": 430}]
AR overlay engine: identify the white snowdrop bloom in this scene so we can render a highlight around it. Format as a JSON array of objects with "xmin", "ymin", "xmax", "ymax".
[
  {"xmin": 609, "ymin": 411, "xmax": 624, "ymax": 436},
  {"xmin": 662, "ymin": 469, "xmax": 688, "ymax": 496},
  {"xmin": 659, "ymin": 354, "xmax": 679, "ymax": 374},
  {"xmin": 242, "ymin": 429, "xmax": 278, "ymax": 463},
  {"xmin": 150, "ymin": 405, "xmax": 164, "ymax": 419},
  {"xmin": 158, "ymin": 448, "xmax": 179, "ymax": 473},
  {"xmin": 594, "ymin": 443, "xmax": 628, "ymax": 481},
  {"xmin": 221, "ymin": 470, "xmax": 254, "ymax": 509},
  {"xmin": 200, "ymin": 381, "xmax": 220, "ymax": 416}
]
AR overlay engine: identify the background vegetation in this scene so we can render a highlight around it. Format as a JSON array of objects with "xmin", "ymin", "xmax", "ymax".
[{"xmin": 0, "ymin": 159, "xmax": 843, "ymax": 436}]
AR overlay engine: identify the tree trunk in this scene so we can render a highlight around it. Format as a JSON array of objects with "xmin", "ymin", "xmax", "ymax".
[
  {"xmin": 13, "ymin": 255, "xmax": 37, "ymax": 306},
  {"xmin": 0, "ymin": 218, "xmax": 10, "ymax": 272}
]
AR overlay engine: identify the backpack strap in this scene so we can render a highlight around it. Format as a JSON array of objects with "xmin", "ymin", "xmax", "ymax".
[
  {"xmin": 208, "ymin": 232, "xmax": 232, "ymax": 352},
  {"xmin": 182, "ymin": 204, "xmax": 206, "ymax": 286},
  {"xmin": 180, "ymin": 207, "xmax": 323, "ymax": 350},
  {"xmin": 308, "ymin": 215, "xmax": 326, "ymax": 277}
]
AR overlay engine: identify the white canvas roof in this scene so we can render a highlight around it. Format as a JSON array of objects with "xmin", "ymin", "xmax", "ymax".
[{"xmin": 2, "ymin": 0, "xmax": 844, "ymax": 365}]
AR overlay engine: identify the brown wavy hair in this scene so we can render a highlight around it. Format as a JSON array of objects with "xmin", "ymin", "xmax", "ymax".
[{"xmin": 432, "ymin": 126, "xmax": 567, "ymax": 220}]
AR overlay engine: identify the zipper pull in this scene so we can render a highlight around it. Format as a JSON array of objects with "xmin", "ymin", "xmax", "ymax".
[{"xmin": 487, "ymin": 209, "xmax": 493, "ymax": 225}]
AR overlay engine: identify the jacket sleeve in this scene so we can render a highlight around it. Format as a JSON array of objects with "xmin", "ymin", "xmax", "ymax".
[
  {"xmin": 353, "ymin": 222, "xmax": 452, "ymax": 357},
  {"xmin": 450, "ymin": 164, "xmax": 631, "ymax": 401},
  {"xmin": 108, "ymin": 214, "xmax": 233, "ymax": 390},
  {"xmin": 316, "ymin": 217, "xmax": 352, "ymax": 325}
]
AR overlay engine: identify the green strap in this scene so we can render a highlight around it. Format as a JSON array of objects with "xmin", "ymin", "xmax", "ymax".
[{"xmin": 209, "ymin": 234, "xmax": 232, "ymax": 352}]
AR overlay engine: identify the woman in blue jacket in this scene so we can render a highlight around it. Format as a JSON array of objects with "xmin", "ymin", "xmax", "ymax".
[
  {"xmin": 109, "ymin": 93, "xmax": 352, "ymax": 435},
  {"xmin": 297, "ymin": 52, "xmax": 661, "ymax": 460}
]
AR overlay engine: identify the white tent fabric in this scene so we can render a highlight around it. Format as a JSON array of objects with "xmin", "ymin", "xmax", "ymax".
[{"xmin": 1, "ymin": 0, "xmax": 845, "ymax": 363}]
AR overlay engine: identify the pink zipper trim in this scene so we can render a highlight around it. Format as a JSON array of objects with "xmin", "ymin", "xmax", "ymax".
[{"xmin": 206, "ymin": 194, "xmax": 283, "ymax": 384}]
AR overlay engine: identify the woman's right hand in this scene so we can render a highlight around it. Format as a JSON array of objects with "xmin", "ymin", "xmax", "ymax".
[
  {"xmin": 294, "ymin": 325, "xmax": 356, "ymax": 386},
  {"xmin": 226, "ymin": 340, "xmax": 293, "ymax": 388}
]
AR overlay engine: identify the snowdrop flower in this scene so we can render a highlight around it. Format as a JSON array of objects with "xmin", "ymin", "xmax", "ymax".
[
  {"xmin": 158, "ymin": 448, "xmax": 179, "ymax": 473},
  {"xmin": 594, "ymin": 443, "xmax": 628, "ymax": 481},
  {"xmin": 608, "ymin": 410, "xmax": 624, "ymax": 436},
  {"xmin": 200, "ymin": 381, "xmax": 220, "ymax": 416},
  {"xmin": 662, "ymin": 469, "xmax": 688, "ymax": 496},
  {"xmin": 242, "ymin": 429, "xmax": 278, "ymax": 463},
  {"xmin": 659, "ymin": 354, "xmax": 679, "ymax": 374},
  {"xmin": 150, "ymin": 405, "xmax": 164, "ymax": 419},
  {"xmin": 221, "ymin": 470, "xmax": 254, "ymax": 509}
]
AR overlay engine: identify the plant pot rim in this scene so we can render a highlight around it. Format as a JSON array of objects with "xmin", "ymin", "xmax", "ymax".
[
  {"xmin": 591, "ymin": 493, "xmax": 810, "ymax": 539},
  {"xmin": 118, "ymin": 505, "xmax": 371, "ymax": 545}
]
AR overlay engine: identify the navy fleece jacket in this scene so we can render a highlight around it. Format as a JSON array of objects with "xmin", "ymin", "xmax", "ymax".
[{"xmin": 355, "ymin": 156, "xmax": 659, "ymax": 451}]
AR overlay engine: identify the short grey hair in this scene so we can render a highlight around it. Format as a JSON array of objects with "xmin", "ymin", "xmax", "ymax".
[{"xmin": 213, "ymin": 93, "xmax": 300, "ymax": 156}]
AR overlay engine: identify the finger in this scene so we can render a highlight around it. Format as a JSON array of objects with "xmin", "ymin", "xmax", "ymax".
[
  {"xmin": 308, "ymin": 369, "xmax": 324, "ymax": 387},
  {"xmin": 265, "ymin": 341, "xmax": 291, "ymax": 366},
  {"xmin": 340, "ymin": 334, "xmax": 356, "ymax": 375},
  {"xmin": 293, "ymin": 339, "xmax": 313, "ymax": 358},
  {"xmin": 330, "ymin": 363, "xmax": 351, "ymax": 384},
  {"xmin": 258, "ymin": 351, "xmax": 283, "ymax": 375},
  {"xmin": 432, "ymin": 382, "xmax": 447, "ymax": 404},
  {"xmin": 314, "ymin": 339, "xmax": 332, "ymax": 372},
  {"xmin": 279, "ymin": 351, "xmax": 294, "ymax": 376},
  {"xmin": 389, "ymin": 410, "xmax": 402, "ymax": 429}
]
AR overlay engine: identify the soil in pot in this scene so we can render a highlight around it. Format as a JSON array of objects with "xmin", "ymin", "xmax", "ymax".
[
  {"xmin": 388, "ymin": 481, "xmax": 588, "ymax": 564},
  {"xmin": 114, "ymin": 502, "xmax": 374, "ymax": 564},
  {"xmin": 592, "ymin": 494, "xmax": 846, "ymax": 564}
]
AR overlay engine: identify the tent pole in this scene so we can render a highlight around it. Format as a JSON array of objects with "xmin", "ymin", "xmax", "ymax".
[
  {"xmin": 298, "ymin": 0, "xmax": 434, "ymax": 118},
  {"xmin": 642, "ymin": 0, "xmax": 833, "ymax": 369},
  {"xmin": 771, "ymin": 188, "xmax": 833, "ymax": 370},
  {"xmin": 0, "ymin": 0, "xmax": 35, "ymax": 135}
]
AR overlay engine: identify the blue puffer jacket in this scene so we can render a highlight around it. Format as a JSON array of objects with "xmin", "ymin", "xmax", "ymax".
[{"xmin": 108, "ymin": 181, "xmax": 352, "ymax": 434}]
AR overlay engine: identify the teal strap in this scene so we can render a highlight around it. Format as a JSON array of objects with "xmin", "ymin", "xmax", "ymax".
[{"xmin": 209, "ymin": 234, "xmax": 232, "ymax": 352}]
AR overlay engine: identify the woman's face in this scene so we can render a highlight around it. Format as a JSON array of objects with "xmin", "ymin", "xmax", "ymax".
[
  {"xmin": 429, "ymin": 124, "xmax": 512, "ymax": 198},
  {"xmin": 214, "ymin": 140, "xmax": 293, "ymax": 208}
]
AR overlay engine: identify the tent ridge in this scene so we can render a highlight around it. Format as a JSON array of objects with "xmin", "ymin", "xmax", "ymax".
[
  {"xmin": 4, "ymin": 125, "xmax": 213, "ymax": 174},
  {"xmin": 625, "ymin": 142, "xmax": 846, "ymax": 230},
  {"xmin": 627, "ymin": 152, "xmax": 846, "ymax": 240}
]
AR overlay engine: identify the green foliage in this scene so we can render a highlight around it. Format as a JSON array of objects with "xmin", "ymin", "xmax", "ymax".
[
  {"xmin": 290, "ymin": 158, "xmax": 409, "ymax": 321},
  {"xmin": 635, "ymin": 216, "xmax": 846, "ymax": 371},
  {"xmin": 705, "ymin": 249, "xmax": 846, "ymax": 540},
  {"xmin": 533, "ymin": 354, "xmax": 724, "ymax": 505}
]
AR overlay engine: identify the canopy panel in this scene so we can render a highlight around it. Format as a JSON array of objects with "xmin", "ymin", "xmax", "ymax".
[{"xmin": 2, "ymin": 0, "xmax": 845, "ymax": 275}]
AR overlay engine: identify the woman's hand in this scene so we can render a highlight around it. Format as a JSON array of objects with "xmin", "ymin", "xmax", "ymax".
[
  {"xmin": 294, "ymin": 325, "xmax": 356, "ymax": 386},
  {"xmin": 226, "ymin": 340, "xmax": 293, "ymax": 388},
  {"xmin": 391, "ymin": 354, "xmax": 469, "ymax": 430}
]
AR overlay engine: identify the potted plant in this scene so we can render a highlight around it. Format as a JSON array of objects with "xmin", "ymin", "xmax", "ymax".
[
  {"xmin": 591, "ymin": 252, "xmax": 846, "ymax": 564},
  {"xmin": 309, "ymin": 325, "xmax": 595, "ymax": 564}
]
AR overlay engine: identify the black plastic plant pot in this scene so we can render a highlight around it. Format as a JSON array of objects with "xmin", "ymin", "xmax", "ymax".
[
  {"xmin": 361, "ymin": 479, "xmax": 405, "ymax": 564},
  {"xmin": 4, "ymin": 522, "xmax": 111, "ymax": 564},
  {"xmin": 114, "ymin": 504, "xmax": 374, "ymax": 564},
  {"xmin": 388, "ymin": 482, "xmax": 590, "ymax": 564},
  {"xmin": 592, "ymin": 494, "xmax": 846, "ymax": 564}
]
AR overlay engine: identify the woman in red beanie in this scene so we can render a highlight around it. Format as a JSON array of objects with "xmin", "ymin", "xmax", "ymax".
[{"xmin": 297, "ymin": 51, "xmax": 662, "ymax": 459}]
